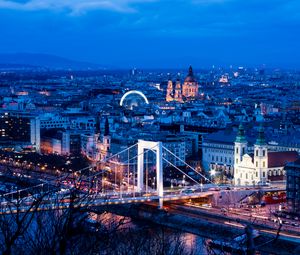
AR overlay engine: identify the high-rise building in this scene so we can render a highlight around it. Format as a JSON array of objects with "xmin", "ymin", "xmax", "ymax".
[
  {"xmin": 285, "ymin": 159, "xmax": 300, "ymax": 215},
  {"xmin": 0, "ymin": 111, "xmax": 41, "ymax": 152}
]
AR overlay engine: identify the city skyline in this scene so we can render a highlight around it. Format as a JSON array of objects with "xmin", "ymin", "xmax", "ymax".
[
  {"xmin": 0, "ymin": 0, "xmax": 299, "ymax": 68},
  {"xmin": 0, "ymin": 2, "xmax": 300, "ymax": 253}
]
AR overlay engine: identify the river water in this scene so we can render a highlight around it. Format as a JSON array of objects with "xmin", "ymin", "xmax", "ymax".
[{"xmin": 90, "ymin": 212, "xmax": 210, "ymax": 254}]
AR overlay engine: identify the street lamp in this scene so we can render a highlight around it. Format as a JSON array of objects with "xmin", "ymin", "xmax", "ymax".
[
  {"xmin": 103, "ymin": 177, "xmax": 107, "ymax": 193},
  {"xmin": 210, "ymin": 169, "xmax": 216, "ymax": 184},
  {"xmin": 152, "ymin": 177, "xmax": 156, "ymax": 189},
  {"xmin": 182, "ymin": 175, "xmax": 186, "ymax": 188}
]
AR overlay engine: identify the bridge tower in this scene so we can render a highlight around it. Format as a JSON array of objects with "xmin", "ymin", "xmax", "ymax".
[{"xmin": 137, "ymin": 140, "xmax": 163, "ymax": 209}]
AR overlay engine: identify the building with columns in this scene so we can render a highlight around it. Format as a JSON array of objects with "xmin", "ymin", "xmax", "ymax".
[
  {"xmin": 202, "ymin": 124, "xmax": 300, "ymax": 176},
  {"xmin": 166, "ymin": 80, "xmax": 174, "ymax": 102},
  {"xmin": 182, "ymin": 66, "xmax": 199, "ymax": 99},
  {"xmin": 234, "ymin": 124, "xmax": 298, "ymax": 186},
  {"xmin": 166, "ymin": 66, "xmax": 198, "ymax": 102},
  {"xmin": 174, "ymin": 80, "xmax": 183, "ymax": 102}
]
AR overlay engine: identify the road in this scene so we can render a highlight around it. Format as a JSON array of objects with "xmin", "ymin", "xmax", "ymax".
[{"xmin": 165, "ymin": 203, "xmax": 300, "ymax": 243}]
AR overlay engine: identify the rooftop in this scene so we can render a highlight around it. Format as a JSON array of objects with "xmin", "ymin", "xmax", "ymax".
[
  {"xmin": 268, "ymin": 151, "xmax": 299, "ymax": 168},
  {"xmin": 184, "ymin": 66, "xmax": 197, "ymax": 83}
]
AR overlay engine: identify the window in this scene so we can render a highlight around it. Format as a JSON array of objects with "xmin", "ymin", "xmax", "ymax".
[
  {"xmin": 236, "ymin": 147, "xmax": 239, "ymax": 154},
  {"xmin": 263, "ymin": 150, "xmax": 266, "ymax": 157},
  {"xmin": 236, "ymin": 159, "xmax": 238, "ymax": 164},
  {"xmin": 256, "ymin": 172, "xmax": 258, "ymax": 177},
  {"xmin": 263, "ymin": 172, "xmax": 265, "ymax": 178},
  {"xmin": 246, "ymin": 173, "xmax": 248, "ymax": 179},
  {"xmin": 256, "ymin": 150, "xmax": 258, "ymax": 157},
  {"xmin": 263, "ymin": 161, "xmax": 265, "ymax": 168},
  {"xmin": 256, "ymin": 161, "xmax": 258, "ymax": 167},
  {"xmin": 242, "ymin": 148, "xmax": 245, "ymax": 155}
]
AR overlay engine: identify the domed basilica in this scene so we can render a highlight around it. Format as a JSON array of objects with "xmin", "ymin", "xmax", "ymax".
[{"xmin": 166, "ymin": 66, "xmax": 199, "ymax": 102}]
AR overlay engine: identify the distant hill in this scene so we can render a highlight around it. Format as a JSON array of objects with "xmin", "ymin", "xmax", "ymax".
[{"xmin": 0, "ymin": 53, "xmax": 105, "ymax": 70}]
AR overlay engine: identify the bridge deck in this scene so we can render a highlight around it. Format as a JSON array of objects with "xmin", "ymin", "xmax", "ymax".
[{"xmin": 0, "ymin": 191, "xmax": 213, "ymax": 214}]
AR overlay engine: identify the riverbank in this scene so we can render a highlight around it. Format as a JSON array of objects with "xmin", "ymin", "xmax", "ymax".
[{"xmin": 94, "ymin": 203, "xmax": 300, "ymax": 254}]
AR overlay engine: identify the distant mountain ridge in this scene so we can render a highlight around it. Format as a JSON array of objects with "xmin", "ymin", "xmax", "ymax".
[{"xmin": 0, "ymin": 53, "xmax": 105, "ymax": 70}]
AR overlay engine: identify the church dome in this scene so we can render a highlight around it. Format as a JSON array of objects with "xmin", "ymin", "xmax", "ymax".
[{"xmin": 184, "ymin": 66, "xmax": 197, "ymax": 83}]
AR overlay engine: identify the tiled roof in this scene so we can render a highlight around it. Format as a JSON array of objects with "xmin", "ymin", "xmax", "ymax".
[{"xmin": 268, "ymin": 151, "xmax": 299, "ymax": 168}]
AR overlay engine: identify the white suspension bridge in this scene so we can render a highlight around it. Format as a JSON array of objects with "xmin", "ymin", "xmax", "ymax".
[{"xmin": 0, "ymin": 140, "xmax": 218, "ymax": 214}]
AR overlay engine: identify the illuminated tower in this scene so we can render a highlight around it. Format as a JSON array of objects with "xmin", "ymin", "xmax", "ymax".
[
  {"xmin": 254, "ymin": 125, "xmax": 268, "ymax": 184},
  {"xmin": 182, "ymin": 66, "xmax": 199, "ymax": 99},
  {"xmin": 174, "ymin": 79, "xmax": 183, "ymax": 102},
  {"xmin": 92, "ymin": 114, "xmax": 102, "ymax": 161},
  {"xmin": 166, "ymin": 80, "xmax": 174, "ymax": 102},
  {"xmin": 103, "ymin": 117, "xmax": 111, "ymax": 154},
  {"xmin": 234, "ymin": 123, "xmax": 248, "ymax": 166},
  {"xmin": 95, "ymin": 113, "xmax": 101, "ymax": 139},
  {"xmin": 234, "ymin": 123, "xmax": 248, "ymax": 186},
  {"xmin": 96, "ymin": 117, "xmax": 111, "ymax": 161}
]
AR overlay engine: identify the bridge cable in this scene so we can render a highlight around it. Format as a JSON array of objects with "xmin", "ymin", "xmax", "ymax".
[{"xmin": 162, "ymin": 145, "xmax": 218, "ymax": 186}]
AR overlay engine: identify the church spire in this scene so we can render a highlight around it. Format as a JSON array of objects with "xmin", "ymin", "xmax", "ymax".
[
  {"xmin": 235, "ymin": 123, "xmax": 246, "ymax": 143},
  {"xmin": 166, "ymin": 80, "xmax": 174, "ymax": 102},
  {"xmin": 255, "ymin": 124, "xmax": 266, "ymax": 145},
  {"xmin": 174, "ymin": 79, "xmax": 183, "ymax": 102},
  {"xmin": 95, "ymin": 113, "xmax": 101, "ymax": 134},
  {"xmin": 188, "ymin": 65, "xmax": 193, "ymax": 76},
  {"xmin": 104, "ymin": 117, "xmax": 110, "ymax": 136}
]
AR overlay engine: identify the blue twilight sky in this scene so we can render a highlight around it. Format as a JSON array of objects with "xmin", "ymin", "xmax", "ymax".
[{"xmin": 0, "ymin": 0, "xmax": 300, "ymax": 68}]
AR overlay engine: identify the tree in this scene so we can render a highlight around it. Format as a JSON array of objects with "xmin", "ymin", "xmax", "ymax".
[
  {"xmin": 0, "ymin": 169, "xmax": 199, "ymax": 255},
  {"xmin": 0, "ymin": 183, "xmax": 50, "ymax": 254}
]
